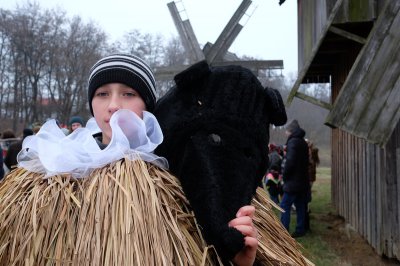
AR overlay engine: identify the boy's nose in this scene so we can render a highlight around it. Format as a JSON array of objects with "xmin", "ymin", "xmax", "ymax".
[{"xmin": 108, "ymin": 97, "xmax": 121, "ymax": 114}]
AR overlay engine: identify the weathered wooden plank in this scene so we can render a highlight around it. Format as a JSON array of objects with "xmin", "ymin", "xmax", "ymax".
[
  {"xmin": 167, "ymin": 2, "xmax": 204, "ymax": 63},
  {"xmin": 334, "ymin": 0, "xmax": 376, "ymax": 23},
  {"xmin": 154, "ymin": 60, "xmax": 284, "ymax": 80},
  {"xmin": 341, "ymin": 131, "xmax": 346, "ymax": 218},
  {"xmin": 338, "ymin": 129, "xmax": 342, "ymax": 214},
  {"xmin": 366, "ymin": 142, "xmax": 371, "ymax": 244},
  {"xmin": 376, "ymin": 146, "xmax": 383, "ymax": 255},
  {"xmin": 338, "ymin": 130, "xmax": 343, "ymax": 214},
  {"xmin": 357, "ymin": 138, "xmax": 361, "ymax": 235},
  {"xmin": 367, "ymin": 75, "xmax": 400, "ymax": 145},
  {"xmin": 347, "ymin": 133, "xmax": 352, "ymax": 224},
  {"xmin": 336, "ymin": 129, "xmax": 339, "ymax": 211},
  {"xmin": 347, "ymin": 10, "xmax": 400, "ymax": 139},
  {"xmin": 332, "ymin": 128, "xmax": 337, "ymax": 208},
  {"xmin": 390, "ymin": 127, "xmax": 399, "ymax": 259},
  {"xmin": 370, "ymin": 143, "xmax": 377, "ymax": 250},
  {"xmin": 326, "ymin": 0, "xmax": 400, "ymax": 128},
  {"xmin": 182, "ymin": 20, "xmax": 205, "ymax": 61},
  {"xmin": 205, "ymin": 0, "xmax": 251, "ymax": 63},
  {"xmin": 352, "ymin": 135, "xmax": 357, "ymax": 227},
  {"xmin": 209, "ymin": 24, "xmax": 243, "ymax": 62},
  {"xmin": 362, "ymin": 140, "xmax": 367, "ymax": 238},
  {"xmin": 345, "ymin": 132, "xmax": 348, "ymax": 219},
  {"xmin": 396, "ymin": 123, "xmax": 400, "ymax": 258},
  {"xmin": 369, "ymin": 144, "xmax": 374, "ymax": 249},
  {"xmin": 374, "ymin": 145, "xmax": 380, "ymax": 253},
  {"xmin": 340, "ymin": 131, "xmax": 343, "ymax": 215},
  {"xmin": 287, "ymin": 0, "xmax": 344, "ymax": 105},
  {"xmin": 211, "ymin": 60, "xmax": 283, "ymax": 70},
  {"xmin": 329, "ymin": 26, "xmax": 367, "ymax": 44},
  {"xmin": 294, "ymin": 91, "xmax": 332, "ymax": 110},
  {"xmin": 298, "ymin": 0, "xmax": 328, "ymax": 69},
  {"xmin": 383, "ymin": 135, "xmax": 397, "ymax": 257},
  {"xmin": 350, "ymin": 135, "xmax": 354, "ymax": 226}
]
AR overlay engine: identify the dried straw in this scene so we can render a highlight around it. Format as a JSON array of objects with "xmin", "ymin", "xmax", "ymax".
[
  {"xmin": 0, "ymin": 159, "xmax": 312, "ymax": 266},
  {"xmin": 252, "ymin": 188, "xmax": 314, "ymax": 266}
]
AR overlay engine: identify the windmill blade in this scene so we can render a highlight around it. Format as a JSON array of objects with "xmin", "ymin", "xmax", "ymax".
[
  {"xmin": 205, "ymin": 0, "xmax": 252, "ymax": 63},
  {"xmin": 167, "ymin": 1, "xmax": 205, "ymax": 63}
]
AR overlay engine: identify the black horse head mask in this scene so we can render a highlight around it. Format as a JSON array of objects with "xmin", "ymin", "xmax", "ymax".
[{"xmin": 154, "ymin": 61, "xmax": 287, "ymax": 261}]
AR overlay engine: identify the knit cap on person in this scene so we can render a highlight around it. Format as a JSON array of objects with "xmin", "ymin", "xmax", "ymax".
[
  {"xmin": 87, "ymin": 54, "xmax": 156, "ymax": 115},
  {"xmin": 69, "ymin": 116, "xmax": 84, "ymax": 127},
  {"xmin": 285, "ymin": 119, "xmax": 300, "ymax": 133},
  {"xmin": 22, "ymin": 128, "xmax": 34, "ymax": 139}
]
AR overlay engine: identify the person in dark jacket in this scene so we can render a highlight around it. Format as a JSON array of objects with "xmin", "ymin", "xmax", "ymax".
[
  {"xmin": 4, "ymin": 128, "xmax": 33, "ymax": 171},
  {"xmin": 280, "ymin": 119, "xmax": 309, "ymax": 237}
]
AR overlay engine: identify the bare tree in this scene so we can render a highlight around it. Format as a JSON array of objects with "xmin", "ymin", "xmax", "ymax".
[
  {"xmin": 0, "ymin": 3, "xmax": 108, "ymax": 130},
  {"xmin": 118, "ymin": 29, "xmax": 166, "ymax": 67},
  {"xmin": 47, "ymin": 16, "xmax": 107, "ymax": 123},
  {"xmin": 0, "ymin": 11, "xmax": 12, "ymax": 122}
]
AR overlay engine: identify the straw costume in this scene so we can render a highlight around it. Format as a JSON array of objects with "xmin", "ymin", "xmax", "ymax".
[{"xmin": 0, "ymin": 56, "xmax": 313, "ymax": 265}]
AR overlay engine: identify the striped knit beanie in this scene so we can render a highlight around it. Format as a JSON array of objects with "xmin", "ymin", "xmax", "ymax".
[{"xmin": 88, "ymin": 54, "xmax": 156, "ymax": 115}]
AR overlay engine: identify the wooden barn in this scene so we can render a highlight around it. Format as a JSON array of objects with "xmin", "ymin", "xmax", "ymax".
[{"xmin": 287, "ymin": 0, "xmax": 400, "ymax": 260}]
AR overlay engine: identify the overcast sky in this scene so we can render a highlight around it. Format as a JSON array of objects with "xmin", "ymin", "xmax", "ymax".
[{"xmin": 1, "ymin": 0, "xmax": 298, "ymax": 74}]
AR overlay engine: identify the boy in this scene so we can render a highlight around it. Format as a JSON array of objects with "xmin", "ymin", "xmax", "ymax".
[{"xmin": 87, "ymin": 54, "xmax": 258, "ymax": 265}]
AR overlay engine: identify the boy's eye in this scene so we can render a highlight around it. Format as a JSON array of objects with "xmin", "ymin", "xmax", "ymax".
[
  {"xmin": 96, "ymin": 92, "xmax": 108, "ymax": 97},
  {"xmin": 123, "ymin": 92, "xmax": 137, "ymax": 97}
]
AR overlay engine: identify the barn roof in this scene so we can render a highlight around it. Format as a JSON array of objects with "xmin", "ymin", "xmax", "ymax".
[{"xmin": 288, "ymin": 0, "xmax": 400, "ymax": 146}]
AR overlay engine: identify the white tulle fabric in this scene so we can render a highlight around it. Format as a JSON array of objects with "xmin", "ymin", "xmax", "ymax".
[{"xmin": 17, "ymin": 109, "xmax": 168, "ymax": 178}]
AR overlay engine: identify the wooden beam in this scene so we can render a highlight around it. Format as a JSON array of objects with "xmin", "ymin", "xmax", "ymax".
[
  {"xmin": 153, "ymin": 65, "xmax": 188, "ymax": 81},
  {"xmin": 329, "ymin": 26, "xmax": 367, "ymax": 44},
  {"xmin": 182, "ymin": 20, "xmax": 205, "ymax": 61},
  {"xmin": 294, "ymin": 91, "xmax": 332, "ymax": 110},
  {"xmin": 154, "ymin": 60, "xmax": 283, "ymax": 81},
  {"xmin": 211, "ymin": 60, "xmax": 283, "ymax": 69},
  {"xmin": 167, "ymin": 2, "xmax": 204, "ymax": 62},
  {"xmin": 212, "ymin": 24, "xmax": 243, "ymax": 62},
  {"xmin": 205, "ymin": 0, "xmax": 252, "ymax": 63},
  {"xmin": 287, "ymin": 0, "xmax": 345, "ymax": 105}
]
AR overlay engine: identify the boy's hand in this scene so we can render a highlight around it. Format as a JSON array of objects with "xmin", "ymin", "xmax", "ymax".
[{"xmin": 229, "ymin": 205, "xmax": 258, "ymax": 266}]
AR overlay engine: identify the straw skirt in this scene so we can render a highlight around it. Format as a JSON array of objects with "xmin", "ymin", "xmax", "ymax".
[{"xmin": 0, "ymin": 159, "xmax": 312, "ymax": 265}]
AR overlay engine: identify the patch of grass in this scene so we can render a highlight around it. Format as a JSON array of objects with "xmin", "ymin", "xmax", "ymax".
[
  {"xmin": 286, "ymin": 167, "xmax": 340, "ymax": 265},
  {"xmin": 317, "ymin": 148, "xmax": 331, "ymax": 167}
]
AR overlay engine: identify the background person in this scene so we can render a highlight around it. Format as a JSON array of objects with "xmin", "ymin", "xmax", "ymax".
[
  {"xmin": 280, "ymin": 119, "xmax": 310, "ymax": 238},
  {"xmin": 68, "ymin": 116, "xmax": 85, "ymax": 133},
  {"xmin": 4, "ymin": 128, "xmax": 34, "ymax": 171}
]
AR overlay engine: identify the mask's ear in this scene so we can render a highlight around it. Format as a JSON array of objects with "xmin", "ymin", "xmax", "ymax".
[
  {"xmin": 174, "ymin": 60, "xmax": 211, "ymax": 92},
  {"xmin": 265, "ymin": 87, "xmax": 287, "ymax": 126}
]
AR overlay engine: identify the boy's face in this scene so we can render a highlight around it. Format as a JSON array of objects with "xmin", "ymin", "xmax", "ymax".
[{"xmin": 91, "ymin": 82, "xmax": 146, "ymax": 144}]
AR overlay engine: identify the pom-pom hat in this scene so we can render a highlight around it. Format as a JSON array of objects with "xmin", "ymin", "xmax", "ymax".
[{"xmin": 88, "ymin": 54, "xmax": 156, "ymax": 115}]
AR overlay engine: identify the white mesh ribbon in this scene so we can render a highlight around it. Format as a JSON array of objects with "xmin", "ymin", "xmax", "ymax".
[{"xmin": 18, "ymin": 109, "xmax": 168, "ymax": 178}]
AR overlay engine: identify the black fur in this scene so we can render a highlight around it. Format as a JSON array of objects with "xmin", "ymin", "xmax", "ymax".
[{"xmin": 154, "ymin": 61, "xmax": 287, "ymax": 262}]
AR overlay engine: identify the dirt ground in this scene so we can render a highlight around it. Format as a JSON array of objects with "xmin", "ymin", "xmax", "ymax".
[{"xmin": 316, "ymin": 211, "xmax": 400, "ymax": 266}]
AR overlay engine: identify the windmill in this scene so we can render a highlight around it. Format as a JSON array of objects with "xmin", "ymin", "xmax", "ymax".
[{"xmin": 154, "ymin": 0, "xmax": 284, "ymax": 81}]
